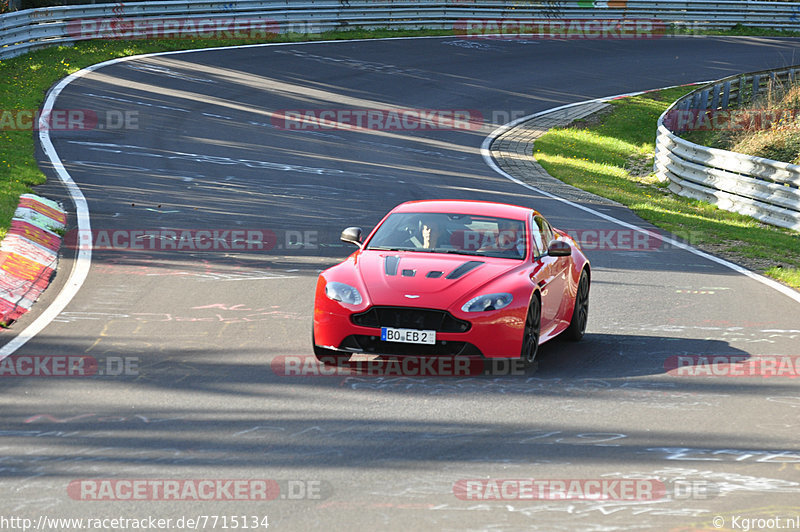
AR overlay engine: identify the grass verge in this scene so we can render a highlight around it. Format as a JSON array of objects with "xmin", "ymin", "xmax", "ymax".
[{"xmin": 533, "ymin": 87, "xmax": 800, "ymax": 290}]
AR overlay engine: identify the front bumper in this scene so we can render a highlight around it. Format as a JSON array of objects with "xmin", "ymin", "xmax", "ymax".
[{"xmin": 314, "ymin": 302, "xmax": 526, "ymax": 359}]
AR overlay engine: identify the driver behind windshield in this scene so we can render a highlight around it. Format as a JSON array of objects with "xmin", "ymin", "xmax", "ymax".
[
  {"xmin": 367, "ymin": 213, "xmax": 524, "ymax": 259},
  {"xmin": 421, "ymin": 217, "xmax": 445, "ymax": 249}
]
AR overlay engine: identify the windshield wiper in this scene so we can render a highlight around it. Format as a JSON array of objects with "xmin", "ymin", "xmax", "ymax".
[
  {"xmin": 368, "ymin": 247, "xmax": 484, "ymax": 255},
  {"xmin": 441, "ymin": 249, "xmax": 523, "ymax": 259},
  {"xmin": 441, "ymin": 249, "xmax": 486, "ymax": 256}
]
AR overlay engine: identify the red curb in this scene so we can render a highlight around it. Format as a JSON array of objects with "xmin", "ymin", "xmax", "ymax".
[
  {"xmin": 1, "ymin": 234, "xmax": 59, "ymax": 265},
  {"xmin": 0, "ymin": 298, "xmax": 28, "ymax": 324},
  {"xmin": 8, "ymin": 219, "xmax": 61, "ymax": 251},
  {"xmin": 0, "ymin": 252, "xmax": 53, "ymax": 283},
  {"xmin": 0, "ymin": 195, "xmax": 66, "ymax": 326},
  {"xmin": 17, "ymin": 197, "xmax": 68, "ymax": 226}
]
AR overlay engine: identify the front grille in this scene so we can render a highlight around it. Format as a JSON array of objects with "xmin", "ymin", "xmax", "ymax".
[
  {"xmin": 340, "ymin": 335, "xmax": 482, "ymax": 357},
  {"xmin": 352, "ymin": 306, "xmax": 471, "ymax": 333}
]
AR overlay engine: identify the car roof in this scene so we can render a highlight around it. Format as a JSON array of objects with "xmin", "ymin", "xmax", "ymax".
[{"xmin": 391, "ymin": 200, "xmax": 537, "ymax": 219}]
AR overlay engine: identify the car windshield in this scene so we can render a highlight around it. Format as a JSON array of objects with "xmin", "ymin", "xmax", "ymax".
[{"xmin": 366, "ymin": 212, "xmax": 527, "ymax": 259}]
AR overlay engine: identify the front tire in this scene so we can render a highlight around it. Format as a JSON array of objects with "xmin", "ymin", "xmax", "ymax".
[
  {"xmin": 564, "ymin": 269, "xmax": 589, "ymax": 342},
  {"xmin": 520, "ymin": 295, "xmax": 541, "ymax": 368}
]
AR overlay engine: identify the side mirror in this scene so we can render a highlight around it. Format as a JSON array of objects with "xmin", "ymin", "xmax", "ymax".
[
  {"xmin": 547, "ymin": 240, "xmax": 572, "ymax": 257},
  {"xmin": 340, "ymin": 227, "xmax": 363, "ymax": 247}
]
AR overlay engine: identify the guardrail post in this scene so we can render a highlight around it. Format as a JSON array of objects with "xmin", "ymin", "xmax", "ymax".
[
  {"xmin": 721, "ymin": 81, "xmax": 731, "ymax": 109},
  {"xmin": 699, "ymin": 89, "xmax": 710, "ymax": 110},
  {"xmin": 751, "ymin": 74, "xmax": 762, "ymax": 101},
  {"xmin": 739, "ymin": 75, "xmax": 748, "ymax": 106},
  {"xmin": 710, "ymin": 84, "xmax": 720, "ymax": 111}
]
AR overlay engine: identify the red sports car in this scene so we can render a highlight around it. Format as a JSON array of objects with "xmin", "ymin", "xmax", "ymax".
[{"xmin": 312, "ymin": 200, "xmax": 590, "ymax": 366}]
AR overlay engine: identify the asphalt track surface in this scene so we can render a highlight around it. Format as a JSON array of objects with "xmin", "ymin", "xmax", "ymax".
[{"xmin": 2, "ymin": 36, "xmax": 800, "ymax": 531}]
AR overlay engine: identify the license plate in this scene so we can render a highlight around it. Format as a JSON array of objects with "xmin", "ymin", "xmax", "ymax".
[{"xmin": 381, "ymin": 327, "xmax": 436, "ymax": 345}]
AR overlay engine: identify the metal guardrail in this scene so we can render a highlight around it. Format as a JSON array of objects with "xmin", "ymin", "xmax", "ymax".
[
  {"xmin": 655, "ymin": 66, "xmax": 800, "ymax": 232},
  {"xmin": 4, "ymin": 1, "xmax": 800, "ymax": 231},
  {"xmin": 2, "ymin": 0, "xmax": 800, "ymax": 60}
]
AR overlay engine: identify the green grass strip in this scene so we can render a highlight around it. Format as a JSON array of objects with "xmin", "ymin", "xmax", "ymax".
[{"xmin": 533, "ymin": 87, "xmax": 800, "ymax": 290}]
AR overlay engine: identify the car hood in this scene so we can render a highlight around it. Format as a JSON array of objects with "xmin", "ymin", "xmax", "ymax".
[{"xmin": 354, "ymin": 250, "xmax": 521, "ymax": 308}]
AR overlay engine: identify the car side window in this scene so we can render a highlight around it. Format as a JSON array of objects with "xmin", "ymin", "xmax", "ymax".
[
  {"xmin": 533, "ymin": 216, "xmax": 553, "ymax": 254},
  {"xmin": 541, "ymin": 218, "xmax": 554, "ymax": 246},
  {"xmin": 530, "ymin": 216, "xmax": 544, "ymax": 256}
]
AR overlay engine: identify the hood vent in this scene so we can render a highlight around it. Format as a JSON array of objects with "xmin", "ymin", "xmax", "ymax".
[
  {"xmin": 446, "ymin": 260, "xmax": 484, "ymax": 280},
  {"xmin": 426, "ymin": 271, "xmax": 443, "ymax": 278},
  {"xmin": 384, "ymin": 255, "xmax": 400, "ymax": 276},
  {"xmin": 401, "ymin": 269, "xmax": 416, "ymax": 277}
]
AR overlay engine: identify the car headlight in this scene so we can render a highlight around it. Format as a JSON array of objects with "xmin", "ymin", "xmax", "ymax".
[
  {"xmin": 325, "ymin": 281, "xmax": 363, "ymax": 305},
  {"xmin": 461, "ymin": 293, "xmax": 513, "ymax": 312}
]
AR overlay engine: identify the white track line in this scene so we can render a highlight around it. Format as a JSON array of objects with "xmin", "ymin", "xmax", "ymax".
[
  {"xmin": 2, "ymin": 39, "xmax": 797, "ymax": 361},
  {"xmin": 480, "ymin": 92, "xmax": 800, "ymax": 305},
  {"xmin": 0, "ymin": 66, "xmax": 99, "ymax": 361}
]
